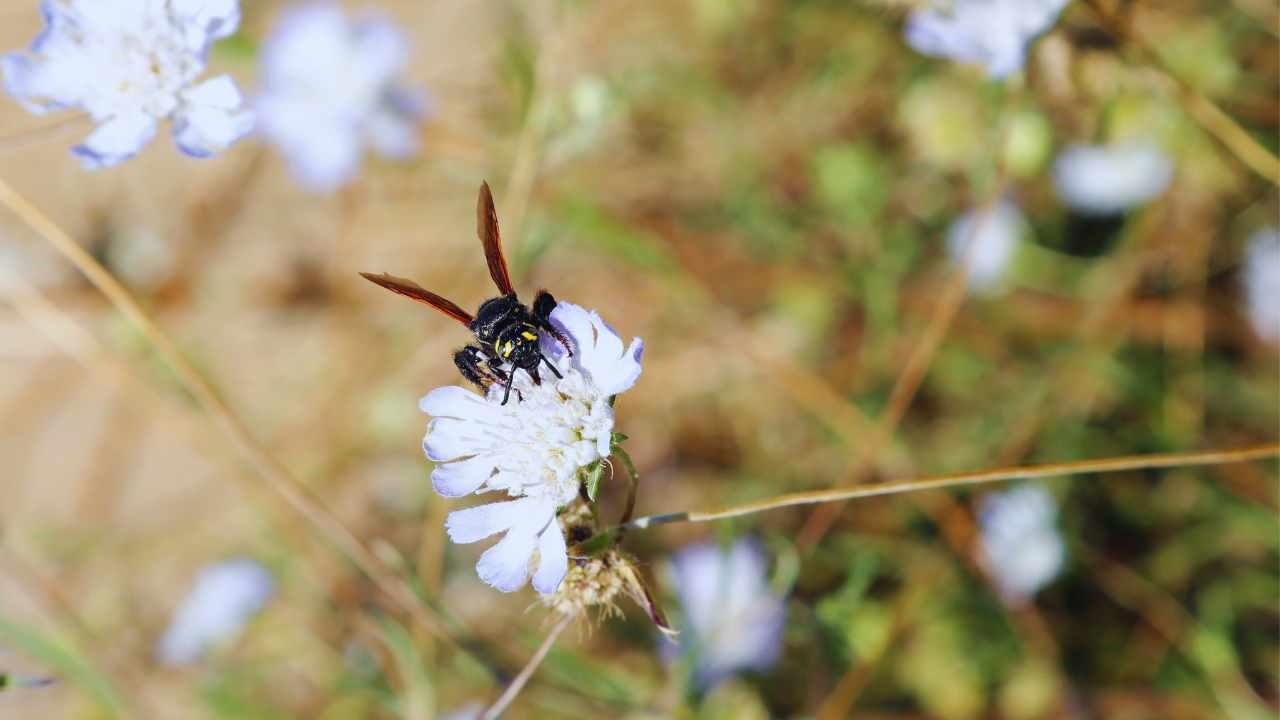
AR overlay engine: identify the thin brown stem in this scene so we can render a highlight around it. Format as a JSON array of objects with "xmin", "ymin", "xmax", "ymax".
[
  {"xmin": 620, "ymin": 444, "xmax": 1278, "ymax": 530},
  {"xmin": 481, "ymin": 613, "xmax": 575, "ymax": 720},
  {"xmin": 1085, "ymin": 0, "xmax": 1280, "ymax": 185},
  {"xmin": 0, "ymin": 176, "xmax": 459, "ymax": 652}
]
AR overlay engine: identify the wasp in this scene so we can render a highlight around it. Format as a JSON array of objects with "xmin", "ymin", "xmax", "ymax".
[{"xmin": 360, "ymin": 182, "xmax": 573, "ymax": 405}]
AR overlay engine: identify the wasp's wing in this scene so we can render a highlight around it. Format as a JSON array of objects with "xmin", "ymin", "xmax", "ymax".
[
  {"xmin": 360, "ymin": 272, "xmax": 474, "ymax": 326},
  {"xmin": 476, "ymin": 181, "xmax": 516, "ymax": 296}
]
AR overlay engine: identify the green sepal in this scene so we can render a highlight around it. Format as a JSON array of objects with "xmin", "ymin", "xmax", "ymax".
[{"xmin": 583, "ymin": 459, "xmax": 607, "ymax": 502}]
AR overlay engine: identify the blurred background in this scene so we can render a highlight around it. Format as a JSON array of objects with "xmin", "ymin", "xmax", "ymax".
[{"xmin": 0, "ymin": 0, "xmax": 1276, "ymax": 718}]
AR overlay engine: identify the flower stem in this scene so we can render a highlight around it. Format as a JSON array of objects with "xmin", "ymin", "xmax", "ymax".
[
  {"xmin": 482, "ymin": 613, "xmax": 574, "ymax": 720},
  {"xmin": 618, "ymin": 444, "xmax": 1278, "ymax": 530},
  {"xmin": 613, "ymin": 445, "xmax": 640, "ymax": 529},
  {"xmin": 0, "ymin": 176, "xmax": 463, "ymax": 657}
]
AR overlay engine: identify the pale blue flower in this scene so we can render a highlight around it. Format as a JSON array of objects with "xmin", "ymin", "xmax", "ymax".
[
  {"xmin": 947, "ymin": 198, "xmax": 1027, "ymax": 294},
  {"xmin": 1244, "ymin": 228, "xmax": 1280, "ymax": 343},
  {"xmin": 156, "ymin": 558, "xmax": 274, "ymax": 665},
  {"xmin": 1, "ymin": 0, "xmax": 252, "ymax": 168},
  {"xmin": 906, "ymin": 0, "xmax": 1069, "ymax": 78},
  {"xmin": 255, "ymin": 4, "xmax": 429, "ymax": 192},
  {"xmin": 978, "ymin": 485, "xmax": 1066, "ymax": 603},
  {"xmin": 664, "ymin": 540, "xmax": 786, "ymax": 689},
  {"xmin": 423, "ymin": 302, "xmax": 643, "ymax": 594},
  {"xmin": 1053, "ymin": 140, "xmax": 1174, "ymax": 216}
]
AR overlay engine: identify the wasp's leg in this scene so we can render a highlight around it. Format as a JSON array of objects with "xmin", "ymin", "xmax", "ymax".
[
  {"xmin": 532, "ymin": 290, "xmax": 574, "ymax": 356},
  {"xmin": 539, "ymin": 352, "xmax": 563, "ymax": 379},
  {"xmin": 455, "ymin": 346, "xmax": 501, "ymax": 392},
  {"xmin": 482, "ymin": 354, "xmax": 525, "ymax": 404}
]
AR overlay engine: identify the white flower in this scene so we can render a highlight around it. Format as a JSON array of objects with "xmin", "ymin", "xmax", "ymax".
[
  {"xmin": 256, "ymin": 4, "xmax": 428, "ymax": 192},
  {"xmin": 156, "ymin": 558, "xmax": 274, "ymax": 666},
  {"xmin": 1244, "ymin": 227, "xmax": 1280, "ymax": 344},
  {"xmin": 905, "ymin": 0, "xmax": 1069, "ymax": 79},
  {"xmin": 1053, "ymin": 141, "xmax": 1174, "ymax": 216},
  {"xmin": 946, "ymin": 198, "xmax": 1027, "ymax": 294},
  {"xmin": 2, "ymin": 0, "xmax": 253, "ymax": 168},
  {"xmin": 423, "ymin": 301, "xmax": 643, "ymax": 595},
  {"xmin": 977, "ymin": 485, "xmax": 1065, "ymax": 603},
  {"xmin": 663, "ymin": 539, "xmax": 787, "ymax": 689}
]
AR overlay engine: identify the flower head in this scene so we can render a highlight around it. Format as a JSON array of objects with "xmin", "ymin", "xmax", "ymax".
[
  {"xmin": 977, "ymin": 484, "xmax": 1065, "ymax": 603},
  {"xmin": 947, "ymin": 198, "xmax": 1027, "ymax": 294},
  {"xmin": 2, "ymin": 0, "xmax": 253, "ymax": 168},
  {"xmin": 1053, "ymin": 141, "xmax": 1174, "ymax": 216},
  {"xmin": 663, "ymin": 539, "xmax": 787, "ymax": 690},
  {"xmin": 905, "ymin": 0, "xmax": 1069, "ymax": 79},
  {"xmin": 256, "ymin": 4, "xmax": 428, "ymax": 192},
  {"xmin": 1244, "ymin": 227, "xmax": 1280, "ymax": 344},
  {"xmin": 156, "ymin": 558, "xmax": 274, "ymax": 666},
  {"xmin": 423, "ymin": 301, "xmax": 643, "ymax": 594}
]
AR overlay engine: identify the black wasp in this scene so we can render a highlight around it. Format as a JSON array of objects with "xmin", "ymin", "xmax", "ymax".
[{"xmin": 361, "ymin": 182, "xmax": 573, "ymax": 405}]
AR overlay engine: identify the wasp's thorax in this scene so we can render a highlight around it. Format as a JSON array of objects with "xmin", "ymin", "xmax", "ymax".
[{"xmin": 472, "ymin": 295, "xmax": 544, "ymax": 370}]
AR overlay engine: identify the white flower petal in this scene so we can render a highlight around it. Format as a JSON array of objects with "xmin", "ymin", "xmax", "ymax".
[
  {"xmin": 1053, "ymin": 141, "xmax": 1174, "ymax": 216},
  {"xmin": 431, "ymin": 453, "xmax": 496, "ymax": 498},
  {"xmin": 419, "ymin": 385, "xmax": 504, "ymax": 423},
  {"xmin": 156, "ymin": 558, "xmax": 274, "ymax": 666},
  {"xmin": 946, "ymin": 199, "xmax": 1026, "ymax": 293},
  {"xmin": 73, "ymin": 113, "xmax": 158, "ymax": 169},
  {"xmin": 531, "ymin": 520, "xmax": 569, "ymax": 595},
  {"xmin": 476, "ymin": 526, "xmax": 538, "ymax": 592},
  {"xmin": 1244, "ymin": 228, "xmax": 1280, "ymax": 343},
  {"xmin": 1, "ymin": 52, "xmax": 72, "ymax": 114},
  {"xmin": 978, "ymin": 484, "xmax": 1066, "ymax": 601},
  {"xmin": 905, "ymin": 0, "xmax": 1068, "ymax": 78},
  {"xmin": 444, "ymin": 498, "xmax": 529, "ymax": 544},
  {"xmin": 173, "ymin": 76, "xmax": 253, "ymax": 157},
  {"xmin": 423, "ymin": 417, "xmax": 495, "ymax": 463},
  {"xmin": 350, "ymin": 14, "xmax": 410, "ymax": 87},
  {"xmin": 550, "ymin": 302, "xmax": 645, "ymax": 396},
  {"xmin": 170, "ymin": 0, "xmax": 241, "ymax": 40}
]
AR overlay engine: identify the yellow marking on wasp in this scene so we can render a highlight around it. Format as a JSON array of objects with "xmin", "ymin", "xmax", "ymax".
[
  {"xmin": 521, "ymin": 330, "xmax": 538, "ymax": 341},
  {"xmin": 501, "ymin": 340, "xmax": 514, "ymax": 358}
]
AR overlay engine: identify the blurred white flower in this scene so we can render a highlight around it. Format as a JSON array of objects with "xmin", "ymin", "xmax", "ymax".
[
  {"xmin": 156, "ymin": 558, "xmax": 274, "ymax": 666},
  {"xmin": 1053, "ymin": 141, "xmax": 1174, "ymax": 216},
  {"xmin": 947, "ymin": 198, "xmax": 1027, "ymax": 294},
  {"xmin": 256, "ymin": 4, "xmax": 428, "ymax": 192},
  {"xmin": 424, "ymin": 301, "xmax": 643, "ymax": 594},
  {"xmin": 2, "ymin": 0, "xmax": 252, "ymax": 168},
  {"xmin": 1244, "ymin": 227, "xmax": 1280, "ymax": 344},
  {"xmin": 664, "ymin": 539, "xmax": 787, "ymax": 689},
  {"xmin": 978, "ymin": 485, "xmax": 1065, "ymax": 603},
  {"xmin": 905, "ymin": 0, "xmax": 1069, "ymax": 79}
]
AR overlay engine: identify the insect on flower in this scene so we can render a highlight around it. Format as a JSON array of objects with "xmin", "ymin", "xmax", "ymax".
[{"xmin": 361, "ymin": 182, "xmax": 574, "ymax": 405}]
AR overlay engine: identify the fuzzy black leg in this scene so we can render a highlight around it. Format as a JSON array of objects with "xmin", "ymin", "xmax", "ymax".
[
  {"xmin": 455, "ymin": 346, "xmax": 499, "ymax": 392},
  {"xmin": 532, "ymin": 290, "xmax": 574, "ymax": 356}
]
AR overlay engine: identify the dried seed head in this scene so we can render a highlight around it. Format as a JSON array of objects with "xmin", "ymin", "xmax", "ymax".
[{"xmin": 543, "ymin": 501, "xmax": 674, "ymax": 635}]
